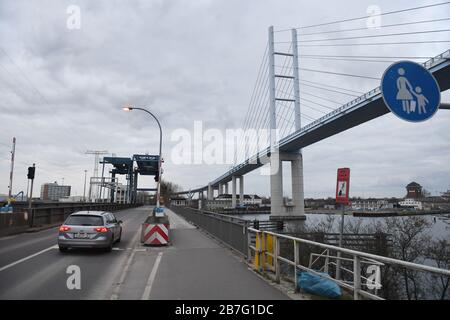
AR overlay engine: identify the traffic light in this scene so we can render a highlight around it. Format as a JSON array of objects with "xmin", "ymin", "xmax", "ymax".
[{"xmin": 27, "ymin": 166, "xmax": 35, "ymax": 180}]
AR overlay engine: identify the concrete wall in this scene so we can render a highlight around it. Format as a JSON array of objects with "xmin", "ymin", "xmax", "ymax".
[{"xmin": 0, "ymin": 202, "xmax": 140, "ymax": 238}]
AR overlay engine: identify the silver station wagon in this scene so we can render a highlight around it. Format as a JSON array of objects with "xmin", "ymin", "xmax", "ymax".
[{"xmin": 58, "ymin": 211, "xmax": 122, "ymax": 252}]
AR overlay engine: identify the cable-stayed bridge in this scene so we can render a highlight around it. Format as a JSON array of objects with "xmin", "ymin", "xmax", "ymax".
[{"xmin": 176, "ymin": 3, "xmax": 450, "ymax": 221}]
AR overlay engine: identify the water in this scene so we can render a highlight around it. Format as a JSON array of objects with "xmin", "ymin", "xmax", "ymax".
[{"xmin": 235, "ymin": 212, "xmax": 450, "ymax": 240}]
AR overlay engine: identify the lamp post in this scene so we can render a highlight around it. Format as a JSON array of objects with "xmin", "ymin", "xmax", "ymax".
[
  {"xmin": 123, "ymin": 106, "xmax": 163, "ymax": 208},
  {"xmin": 83, "ymin": 170, "xmax": 87, "ymax": 202}
]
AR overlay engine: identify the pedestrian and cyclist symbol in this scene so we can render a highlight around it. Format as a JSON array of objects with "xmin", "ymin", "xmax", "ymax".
[{"xmin": 381, "ymin": 61, "xmax": 441, "ymax": 122}]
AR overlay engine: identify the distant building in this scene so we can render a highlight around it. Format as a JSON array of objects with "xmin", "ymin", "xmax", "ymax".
[
  {"xmin": 398, "ymin": 198, "xmax": 423, "ymax": 210},
  {"xmin": 170, "ymin": 196, "xmax": 187, "ymax": 206},
  {"xmin": 59, "ymin": 196, "xmax": 84, "ymax": 202},
  {"xmin": 441, "ymin": 190, "xmax": 450, "ymax": 200},
  {"xmin": 351, "ymin": 199, "xmax": 394, "ymax": 211},
  {"xmin": 40, "ymin": 182, "xmax": 71, "ymax": 201},
  {"xmin": 215, "ymin": 194, "xmax": 262, "ymax": 206},
  {"xmin": 406, "ymin": 182, "xmax": 423, "ymax": 199},
  {"xmin": 115, "ymin": 184, "xmax": 127, "ymax": 204},
  {"xmin": 203, "ymin": 194, "xmax": 263, "ymax": 210},
  {"xmin": 305, "ymin": 198, "xmax": 336, "ymax": 209}
]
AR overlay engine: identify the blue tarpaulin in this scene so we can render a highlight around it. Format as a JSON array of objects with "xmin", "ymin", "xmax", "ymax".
[{"xmin": 298, "ymin": 271, "xmax": 342, "ymax": 299}]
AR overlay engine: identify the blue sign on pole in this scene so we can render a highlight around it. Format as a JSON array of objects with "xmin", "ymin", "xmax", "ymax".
[{"xmin": 381, "ymin": 61, "xmax": 441, "ymax": 122}]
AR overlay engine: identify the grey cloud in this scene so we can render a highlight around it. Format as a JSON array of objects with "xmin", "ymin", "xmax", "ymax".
[{"xmin": 0, "ymin": 0, "xmax": 449, "ymax": 199}]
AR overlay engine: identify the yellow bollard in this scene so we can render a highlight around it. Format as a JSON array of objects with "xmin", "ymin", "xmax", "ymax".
[{"xmin": 266, "ymin": 234, "xmax": 273, "ymax": 266}]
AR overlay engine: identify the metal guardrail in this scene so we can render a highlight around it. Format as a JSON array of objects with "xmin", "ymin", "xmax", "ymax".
[
  {"xmin": 248, "ymin": 227, "xmax": 450, "ymax": 300},
  {"xmin": 169, "ymin": 206, "xmax": 249, "ymax": 255}
]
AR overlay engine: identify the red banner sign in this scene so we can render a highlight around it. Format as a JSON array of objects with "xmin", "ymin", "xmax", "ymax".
[{"xmin": 336, "ymin": 168, "xmax": 350, "ymax": 205}]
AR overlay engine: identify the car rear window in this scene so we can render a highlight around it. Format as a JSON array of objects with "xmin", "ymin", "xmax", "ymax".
[{"xmin": 65, "ymin": 215, "xmax": 104, "ymax": 226}]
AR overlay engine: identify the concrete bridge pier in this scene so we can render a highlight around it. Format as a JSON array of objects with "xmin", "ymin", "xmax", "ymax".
[
  {"xmin": 198, "ymin": 190, "xmax": 205, "ymax": 209},
  {"xmin": 239, "ymin": 176, "xmax": 244, "ymax": 206},
  {"xmin": 224, "ymin": 182, "xmax": 229, "ymax": 195},
  {"xmin": 231, "ymin": 176, "xmax": 237, "ymax": 207},
  {"xmin": 218, "ymin": 183, "xmax": 225, "ymax": 196},
  {"xmin": 269, "ymin": 151, "xmax": 306, "ymax": 232},
  {"xmin": 207, "ymin": 183, "xmax": 213, "ymax": 200}
]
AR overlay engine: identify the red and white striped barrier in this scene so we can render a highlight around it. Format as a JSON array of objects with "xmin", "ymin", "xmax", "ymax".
[{"xmin": 142, "ymin": 223, "xmax": 170, "ymax": 245}]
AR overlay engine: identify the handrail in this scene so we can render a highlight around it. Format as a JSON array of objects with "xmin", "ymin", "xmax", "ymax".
[
  {"xmin": 248, "ymin": 227, "xmax": 450, "ymax": 276},
  {"xmin": 248, "ymin": 227, "xmax": 450, "ymax": 300}
]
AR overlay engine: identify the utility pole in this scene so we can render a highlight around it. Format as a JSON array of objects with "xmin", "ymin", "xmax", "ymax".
[{"xmin": 8, "ymin": 137, "xmax": 16, "ymax": 199}]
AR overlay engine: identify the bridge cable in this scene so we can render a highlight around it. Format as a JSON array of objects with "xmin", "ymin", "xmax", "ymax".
[
  {"xmin": 275, "ymin": 1, "xmax": 450, "ymax": 32},
  {"xmin": 297, "ymin": 17, "xmax": 450, "ymax": 36}
]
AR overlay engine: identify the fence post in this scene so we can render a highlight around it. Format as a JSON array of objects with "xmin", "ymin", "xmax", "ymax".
[
  {"xmin": 266, "ymin": 233, "xmax": 273, "ymax": 267},
  {"xmin": 294, "ymin": 240, "xmax": 299, "ymax": 292},
  {"xmin": 254, "ymin": 231, "xmax": 260, "ymax": 270},
  {"xmin": 247, "ymin": 224, "xmax": 252, "ymax": 262},
  {"xmin": 274, "ymin": 235, "xmax": 280, "ymax": 284},
  {"xmin": 353, "ymin": 255, "xmax": 361, "ymax": 300},
  {"xmin": 261, "ymin": 232, "xmax": 266, "ymax": 272}
]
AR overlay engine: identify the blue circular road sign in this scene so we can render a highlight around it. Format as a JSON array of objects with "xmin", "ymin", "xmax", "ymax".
[{"xmin": 381, "ymin": 61, "xmax": 441, "ymax": 122}]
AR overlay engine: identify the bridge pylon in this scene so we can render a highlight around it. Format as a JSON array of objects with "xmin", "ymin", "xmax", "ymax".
[{"xmin": 268, "ymin": 26, "xmax": 306, "ymax": 225}]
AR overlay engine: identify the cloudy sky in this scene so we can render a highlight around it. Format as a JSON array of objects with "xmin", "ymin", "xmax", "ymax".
[{"xmin": 0, "ymin": 0, "xmax": 449, "ymax": 199}]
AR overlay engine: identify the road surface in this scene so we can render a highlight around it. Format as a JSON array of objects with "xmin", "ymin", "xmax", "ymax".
[{"xmin": 0, "ymin": 206, "xmax": 288, "ymax": 300}]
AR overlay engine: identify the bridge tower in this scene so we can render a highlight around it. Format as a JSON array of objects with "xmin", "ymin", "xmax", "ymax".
[{"xmin": 268, "ymin": 26, "xmax": 306, "ymax": 222}]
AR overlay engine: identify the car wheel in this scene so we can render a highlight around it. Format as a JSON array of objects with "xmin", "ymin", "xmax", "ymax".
[
  {"xmin": 104, "ymin": 237, "xmax": 113, "ymax": 252},
  {"xmin": 59, "ymin": 246, "xmax": 68, "ymax": 252},
  {"xmin": 116, "ymin": 230, "xmax": 122, "ymax": 243}
]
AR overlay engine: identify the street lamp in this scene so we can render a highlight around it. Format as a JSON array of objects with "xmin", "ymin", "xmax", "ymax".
[
  {"xmin": 122, "ymin": 106, "xmax": 163, "ymax": 208},
  {"xmin": 83, "ymin": 170, "xmax": 87, "ymax": 202}
]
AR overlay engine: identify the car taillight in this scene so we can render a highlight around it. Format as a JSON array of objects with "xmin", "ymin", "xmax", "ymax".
[
  {"xmin": 59, "ymin": 225, "xmax": 71, "ymax": 232},
  {"xmin": 94, "ymin": 227, "xmax": 108, "ymax": 233}
]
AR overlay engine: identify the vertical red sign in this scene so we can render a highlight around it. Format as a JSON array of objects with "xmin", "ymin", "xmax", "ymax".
[{"xmin": 336, "ymin": 168, "xmax": 350, "ymax": 205}]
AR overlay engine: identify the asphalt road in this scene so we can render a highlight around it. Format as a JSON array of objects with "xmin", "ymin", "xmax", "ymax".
[{"xmin": 0, "ymin": 206, "xmax": 288, "ymax": 300}]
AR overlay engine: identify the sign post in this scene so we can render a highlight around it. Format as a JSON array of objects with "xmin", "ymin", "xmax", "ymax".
[
  {"xmin": 335, "ymin": 168, "xmax": 350, "ymax": 280},
  {"xmin": 27, "ymin": 164, "xmax": 36, "ymax": 227},
  {"xmin": 381, "ymin": 60, "xmax": 441, "ymax": 122}
]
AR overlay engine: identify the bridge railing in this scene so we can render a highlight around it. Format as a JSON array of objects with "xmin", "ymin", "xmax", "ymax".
[
  {"xmin": 248, "ymin": 227, "xmax": 450, "ymax": 300},
  {"xmin": 168, "ymin": 206, "xmax": 283, "ymax": 256},
  {"xmin": 168, "ymin": 206, "xmax": 249, "ymax": 255}
]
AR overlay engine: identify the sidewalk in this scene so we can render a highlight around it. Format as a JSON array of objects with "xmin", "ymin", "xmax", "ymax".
[{"xmin": 114, "ymin": 208, "xmax": 289, "ymax": 300}]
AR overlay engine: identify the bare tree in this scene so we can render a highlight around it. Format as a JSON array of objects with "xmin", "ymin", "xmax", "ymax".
[
  {"xmin": 384, "ymin": 216, "xmax": 431, "ymax": 300},
  {"xmin": 426, "ymin": 238, "xmax": 450, "ymax": 300},
  {"xmin": 160, "ymin": 180, "xmax": 182, "ymax": 203}
]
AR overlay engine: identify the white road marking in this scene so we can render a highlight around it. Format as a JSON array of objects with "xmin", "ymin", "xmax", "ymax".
[
  {"xmin": 110, "ymin": 231, "xmax": 140, "ymax": 300},
  {"xmin": 141, "ymin": 252, "xmax": 163, "ymax": 300},
  {"xmin": 0, "ymin": 245, "xmax": 58, "ymax": 273}
]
